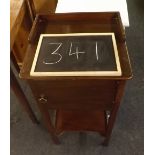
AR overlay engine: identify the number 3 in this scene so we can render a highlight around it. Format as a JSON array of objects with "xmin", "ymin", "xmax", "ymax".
[{"xmin": 43, "ymin": 43, "xmax": 62, "ymax": 64}]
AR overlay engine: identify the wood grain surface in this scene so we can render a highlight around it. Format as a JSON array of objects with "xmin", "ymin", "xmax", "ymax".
[{"xmin": 10, "ymin": 0, "xmax": 26, "ymax": 49}]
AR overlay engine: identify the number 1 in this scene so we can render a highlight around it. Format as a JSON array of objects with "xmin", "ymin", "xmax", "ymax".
[{"xmin": 95, "ymin": 42, "xmax": 99, "ymax": 61}]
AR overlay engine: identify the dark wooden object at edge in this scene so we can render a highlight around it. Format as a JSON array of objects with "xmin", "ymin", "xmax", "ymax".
[{"xmin": 10, "ymin": 0, "xmax": 41, "ymax": 124}]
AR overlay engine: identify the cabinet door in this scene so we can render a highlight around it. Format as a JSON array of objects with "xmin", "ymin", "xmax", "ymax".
[{"xmin": 29, "ymin": 79, "xmax": 117, "ymax": 110}]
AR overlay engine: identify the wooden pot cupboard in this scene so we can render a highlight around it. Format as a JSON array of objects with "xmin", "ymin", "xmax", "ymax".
[{"xmin": 19, "ymin": 12, "xmax": 132, "ymax": 145}]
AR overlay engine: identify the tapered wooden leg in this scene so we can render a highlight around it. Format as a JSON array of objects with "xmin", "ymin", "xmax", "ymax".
[
  {"xmin": 99, "ymin": 111, "xmax": 107, "ymax": 137},
  {"xmin": 25, "ymin": 0, "xmax": 36, "ymax": 23},
  {"xmin": 103, "ymin": 81, "xmax": 126, "ymax": 146},
  {"xmin": 10, "ymin": 68, "xmax": 39, "ymax": 124},
  {"xmin": 37, "ymin": 101, "xmax": 60, "ymax": 144}
]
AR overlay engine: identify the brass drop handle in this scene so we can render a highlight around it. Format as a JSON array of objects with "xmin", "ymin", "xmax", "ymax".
[{"xmin": 38, "ymin": 94, "xmax": 47, "ymax": 103}]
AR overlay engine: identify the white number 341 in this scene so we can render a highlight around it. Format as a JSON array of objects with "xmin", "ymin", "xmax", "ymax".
[{"xmin": 43, "ymin": 42, "xmax": 99, "ymax": 65}]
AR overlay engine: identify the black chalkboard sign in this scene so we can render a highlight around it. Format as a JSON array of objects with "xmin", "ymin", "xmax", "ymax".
[{"xmin": 30, "ymin": 33, "xmax": 121, "ymax": 76}]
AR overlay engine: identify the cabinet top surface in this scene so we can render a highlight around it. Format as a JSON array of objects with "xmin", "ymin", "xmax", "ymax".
[{"xmin": 20, "ymin": 12, "xmax": 132, "ymax": 80}]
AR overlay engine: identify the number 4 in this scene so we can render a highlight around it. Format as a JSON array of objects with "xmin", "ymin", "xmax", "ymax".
[{"xmin": 69, "ymin": 42, "xmax": 85, "ymax": 60}]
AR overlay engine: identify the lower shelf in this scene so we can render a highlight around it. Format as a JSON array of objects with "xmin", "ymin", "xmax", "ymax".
[{"xmin": 55, "ymin": 110, "xmax": 107, "ymax": 135}]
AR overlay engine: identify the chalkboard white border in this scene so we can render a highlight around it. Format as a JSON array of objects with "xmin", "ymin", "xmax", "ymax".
[{"xmin": 30, "ymin": 33, "xmax": 122, "ymax": 76}]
